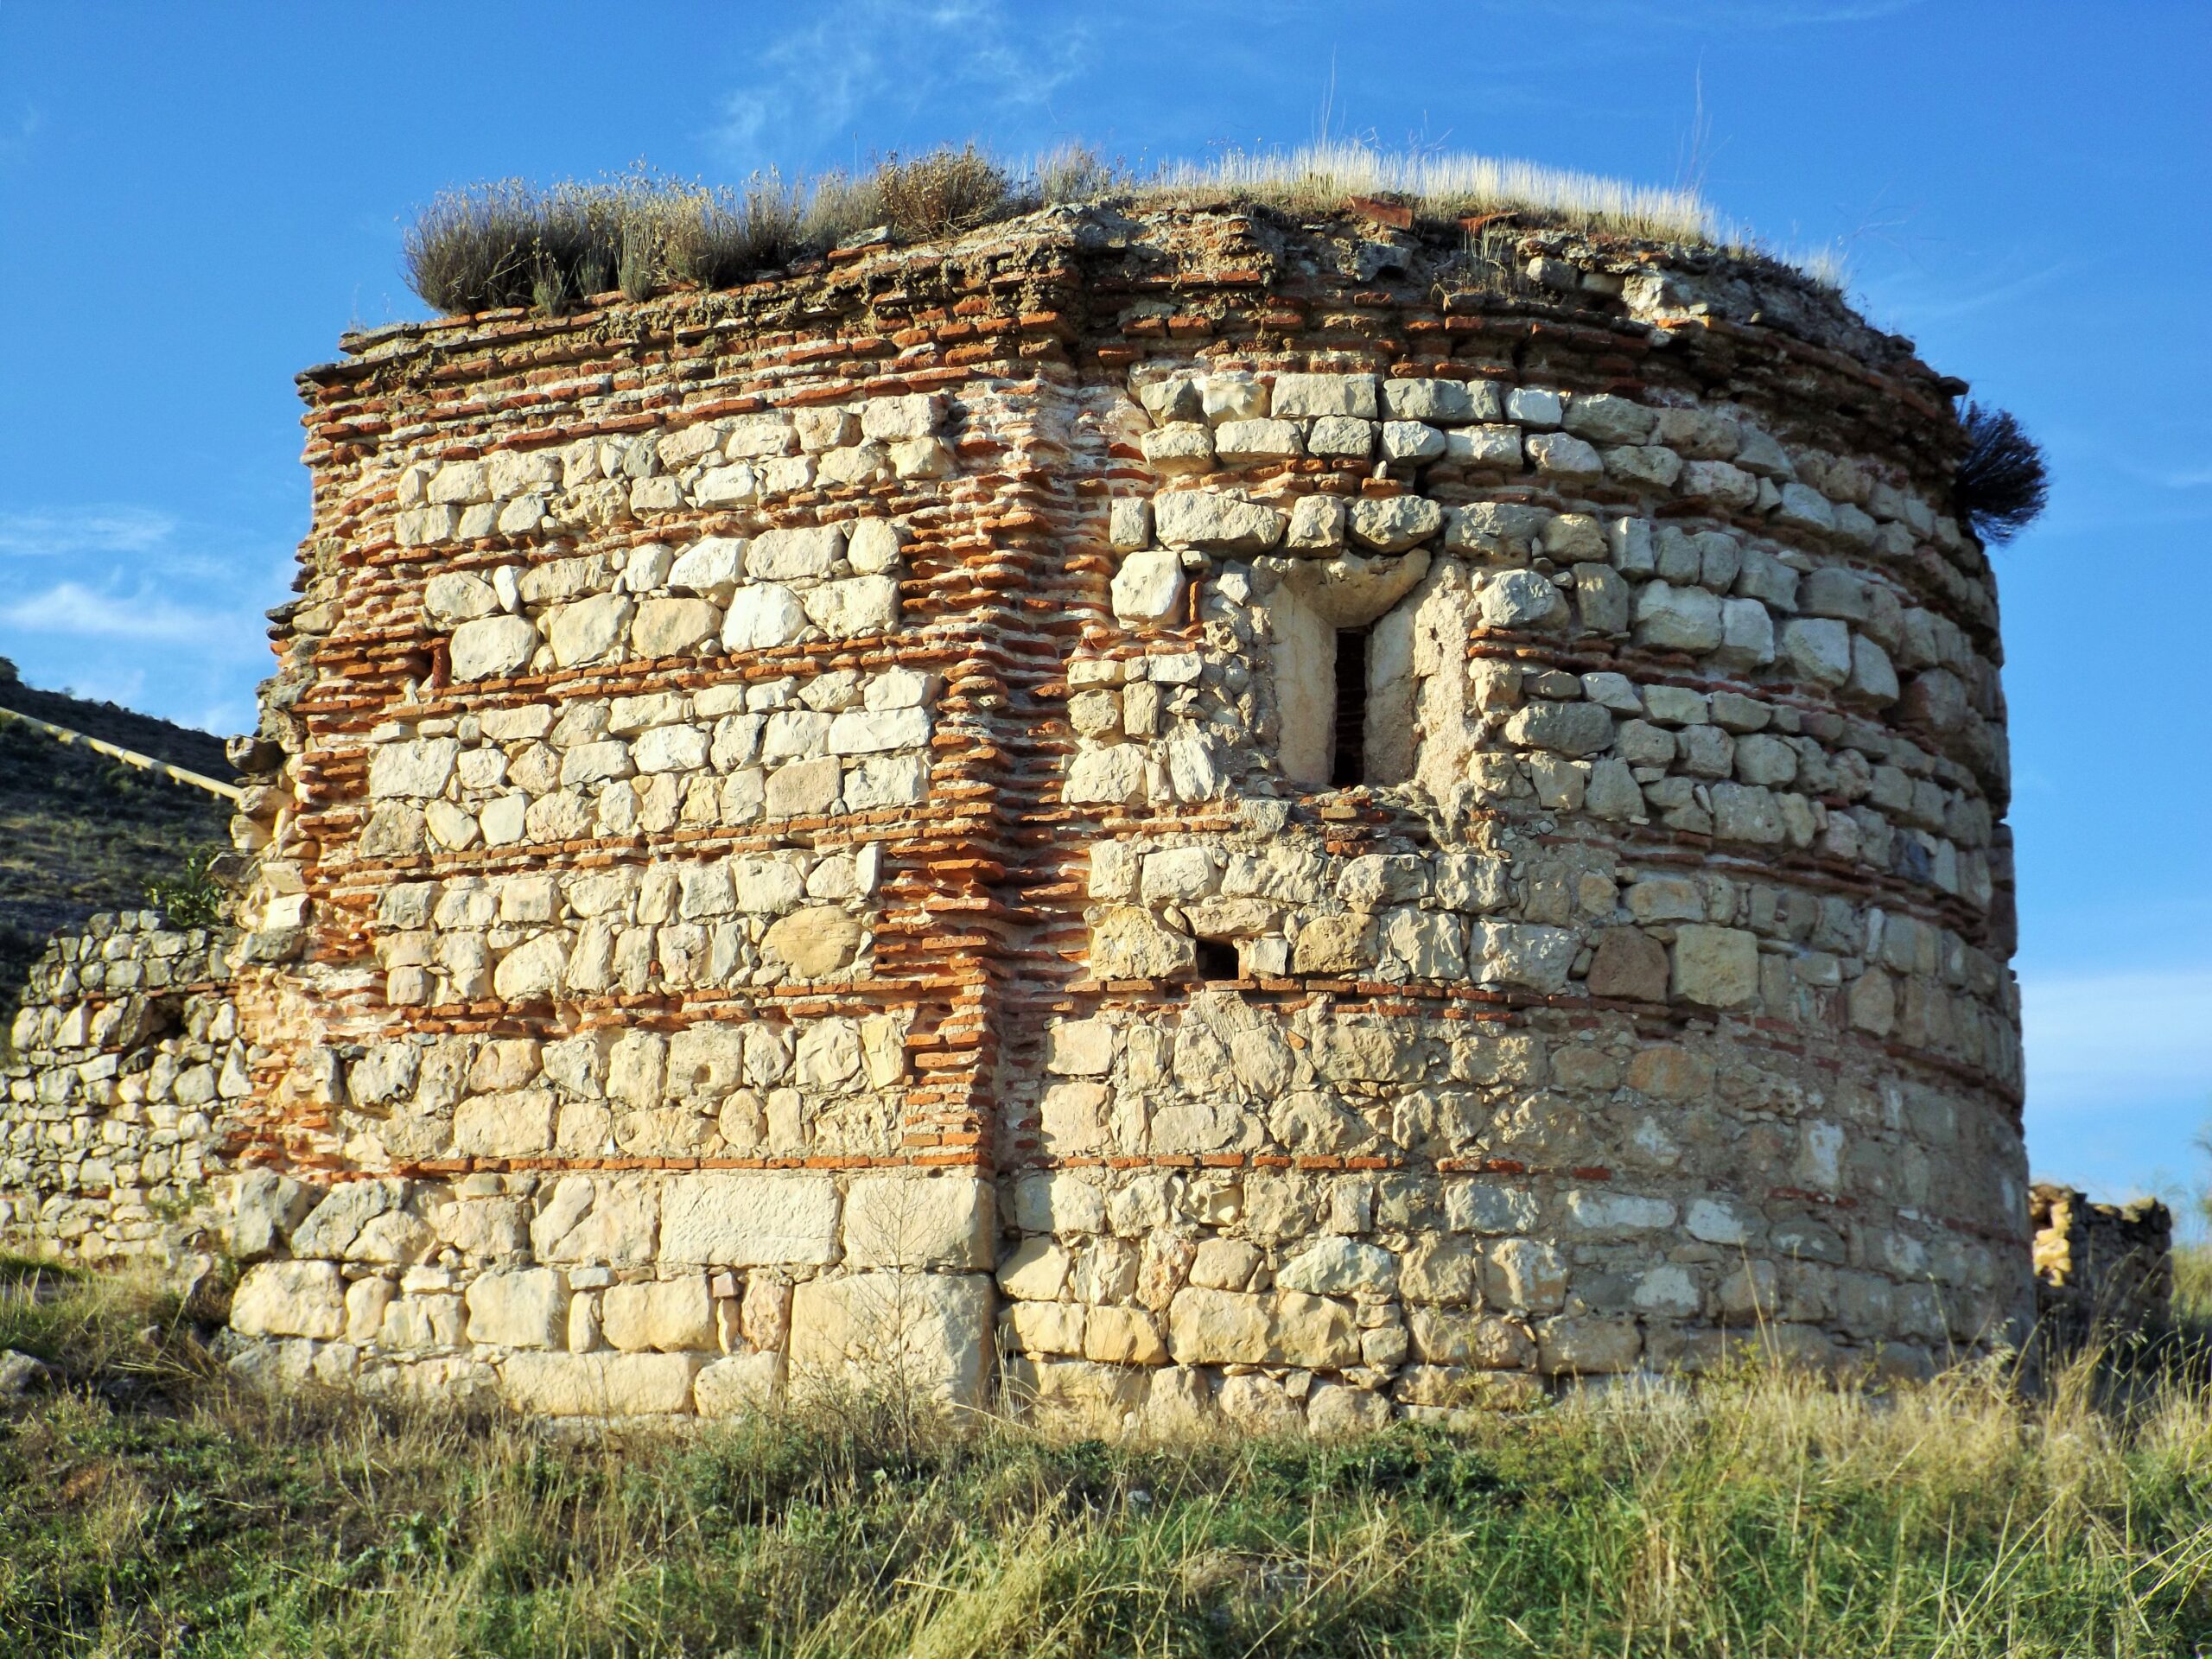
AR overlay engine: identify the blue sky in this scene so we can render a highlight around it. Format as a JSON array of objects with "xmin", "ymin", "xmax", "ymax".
[{"xmin": 1, "ymin": 1, "xmax": 2206, "ymax": 1204}]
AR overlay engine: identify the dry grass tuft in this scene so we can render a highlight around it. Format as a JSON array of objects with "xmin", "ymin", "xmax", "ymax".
[
  {"xmin": 7, "ymin": 1262, "xmax": 2212, "ymax": 1655},
  {"xmin": 397, "ymin": 140, "xmax": 1743, "ymax": 318}
]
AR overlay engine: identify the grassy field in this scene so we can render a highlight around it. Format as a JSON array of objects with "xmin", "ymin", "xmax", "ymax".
[{"xmin": 3, "ymin": 1256, "xmax": 2211, "ymax": 1657}]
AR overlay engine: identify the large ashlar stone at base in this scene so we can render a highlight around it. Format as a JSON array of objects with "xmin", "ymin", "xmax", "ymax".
[
  {"xmin": 230, "ymin": 1260, "xmax": 346, "ymax": 1340},
  {"xmin": 601, "ymin": 1276, "xmax": 715, "ymax": 1353},
  {"xmin": 449, "ymin": 614, "xmax": 537, "ymax": 680},
  {"xmin": 499, "ymin": 1351, "xmax": 706, "ymax": 1415},
  {"xmin": 465, "ymin": 1268, "xmax": 568, "ymax": 1349},
  {"xmin": 788, "ymin": 1272, "xmax": 995, "ymax": 1410},
  {"xmin": 1165, "ymin": 1286, "xmax": 1358, "ymax": 1369},
  {"xmin": 658, "ymin": 1173, "xmax": 840, "ymax": 1267},
  {"xmin": 695, "ymin": 1351, "xmax": 785, "ymax": 1418},
  {"xmin": 843, "ymin": 1175, "xmax": 995, "ymax": 1270}
]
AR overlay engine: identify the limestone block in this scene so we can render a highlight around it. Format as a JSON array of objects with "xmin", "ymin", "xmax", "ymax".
[
  {"xmin": 291, "ymin": 1180, "xmax": 397, "ymax": 1259},
  {"xmin": 1141, "ymin": 423, "xmax": 1214, "ymax": 474},
  {"xmin": 1084, "ymin": 1306, "xmax": 1169, "ymax": 1366},
  {"xmin": 804, "ymin": 575, "xmax": 899, "ymax": 639},
  {"xmin": 1284, "ymin": 547, "xmax": 1431, "ymax": 628},
  {"xmin": 548, "ymin": 594, "xmax": 634, "ymax": 668},
  {"xmin": 726, "ymin": 415, "xmax": 797, "ymax": 457},
  {"xmin": 1563, "ymin": 392, "xmax": 1656, "ymax": 444},
  {"xmin": 1408, "ymin": 1309, "xmax": 1535, "ymax": 1369},
  {"xmin": 1477, "ymin": 564, "xmax": 1567, "ymax": 629},
  {"xmin": 601, "ymin": 1276, "xmax": 715, "ymax": 1352},
  {"xmin": 748, "ymin": 526, "xmax": 844, "ymax": 582},
  {"xmin": 1008, "ymin": 1301, "xmax": 1086, "ymax": 1357},
  {"xmin": 229, "ymin": 1260, "xmax": 346, "ymax": 1340},
  {"xmin": 1778, "ymin": 617, "xmax": 1852, "ymax": 686},
  {"xmin": 1503, "ymin": 699, "xmax": 1611, "ymax": 757},
  {"xmin": 1586, "ymin": 927, "xmax": 1669, "ymax": 1001},
  {"xmin": 692, "ymin": 466, "xmax": 758, "ymax": 507},
  {"xmin": 1468, "ymin": 922, "xmax": 1575, "ymax": 992},
  {"xmin": 1632, "ymin": 582, "xmax": 1724, "ymax": 653},
  {"xmin": 1271, "ymin": 372, "xmax": 1377, "ymax": 419},
  {"xmin": 658, "ymin": 1173, "xmax": 840, "ymax": 1267},
  {"xmin": 1198, "ymin": 371, "xmax": 1267, "ymax": 422},
  {"xmin": 1774, "ymin": 481, "xmax": 1837, "ymax": 534},
  {"xmin": 1537, "ymin": 1317, "xmax": 1642, "ymax": 1375},
  {"xmin": 465, "ymin": 1268, "xmax": 568, "ymax": 1349},
  {"xmin": 1671, "ymin": 925, "xmax": 1760, "ymax": 1007},
  {"xmin": 1713, "ymin": 597, "xmax": 1776, "ymax": 668},
  {"xmin": 499, "ymin": 1351, "xmax": 705, "ymax": 1415},
  {"xmin": 1090, "ymin": 909, "xmax": 1195, "ymax": 980},
  {"xmin": 1214, "ymin": 418, "xmax": 1303, "ymax": 461},
  {"xmin": 1382, "ymin": 378, "xmax": 1486, "ymax": 423},
  {"xmin": 1849, "ymin": 634, "xmax": 1899, "ymax": 704},
  {"xmin": 826, "ymin": 707, "xmax": 928, "ymax": 754},
  {"xmin": 532, "ymin": 1177, "xmax": 659, "ymax": 1268},
  {"xmin": 453, "ymin": 1090, "xmax": 555, "ymax": 1158},
  {"xmin": 428, "ymin": 460, "xmax": 491, "ymax": 505},
  {"xmin": 761, "ymin": 907, "xmax": 861, "ymax": 977},
  {"xmin": 492, "ymin": 933, "xmax": 568, "ymax": 1001},
  {"xmin": 844, "ymin": 1176, "xmax": 994, "ymax": 1270},
  {"xmin": 1065, "ymin": 745, "xmax": 1146, "ymax": 804},
  {"xmin": 1286, "ymin": 494, "xmax": 1345, "ymax": 550},
  {"xmin": 1483, "ymin": 1238, "xmax": 1567, "ymax": 1310},
  {"xmin": 847, "ymin": 519, "xmax": 903, "ymax": 575},
  {"xmin": 1109, "ymin": 550, "xmax": 1185, "ymax": 624},
  {"xmin": 861, "ymin": 393, "xmax": 944, "ymax": 441},
  {"xmin": 230, "ymin": 1168, "xmax": 313, "ymax": 1259},
  {"xmin": 1154, "ymin": 491, "xmax": 1287, "ymax": 552},
  {"xmin": 1679, "ymin": 460, "xmax": 1759, "ymax": 510},
  {"xmin": 788, "ymin": 1272, "xmax": 994, "ymax": 1409},
  {"xmin": 1276, "ymin": 1236, "xmax": 1398, "ymax": 1295},
  {"xmin": 1165, "ymin": 1286, "xmax": 1271, "ymax": 1364},
  {"xmin": 1046, "ymin": 1019, "xmax": 1115, "ymax": 1077},
  {"xmin": 1291, "ymin": 912, "xmax": 1377, "ymax": 976},
  {"xmin": 1039, "ymin": 1080, "xmax": 1109, "ymax": 1153},
  {"xmin": 1107, "ymin": 499, "xmax": 1151, "ymax": 550},
  {"xmin": 1306, "ymin": 1382, "xmax": 1392, "ymax": 1436},
  {"xmin": 425, "ymin": 571, "xmax": 499, "ymax": 624},
  {"xmin": 1379, "ymin": 421, "xmax": 1446, "ymax": 465},
  {"xmin": 632, "ymin": 597, "xmax": 720, "ymax": 658},
  {"xmin": 1347, "ymin": 495, "xmax": 1444, "ymax": 553},
  {"xmin": 1526, "ymin": 432, "xmax": 1602, "ymax": 479},
  {"xmin": 721, "ymin": 584, "xmax": 808, "ymax": 652},
  {"xmin": 368, "ymin": 738, "xmax": 458, "ymax": 801},
  {"xmin": 694, "ymin": 1352, "xmax": 785, "ymax": 1418}
]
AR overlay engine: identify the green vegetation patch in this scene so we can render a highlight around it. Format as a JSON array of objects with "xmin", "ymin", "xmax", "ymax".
[{"xmin": 3, "ymin": 1266, "xmax": 2209, "ymax": 1656}]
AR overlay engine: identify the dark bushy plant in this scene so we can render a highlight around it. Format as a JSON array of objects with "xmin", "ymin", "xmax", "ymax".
[{"xmin": 1956, "ymin": 402, "xmax": 2050, "ymax": 544}]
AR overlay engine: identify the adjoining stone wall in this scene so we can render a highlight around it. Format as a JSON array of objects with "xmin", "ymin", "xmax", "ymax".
[
  {"xmin": 59, "ymin": 203, "xmax": 2037, "ymax": 1425},
  {"xmin": 0, "ymin": 911, "xmax": 242, "ymax": 1268},
  {"xmin": 2031, "ymin": 1184, "xmax": 2172, "ymax": 1344}
]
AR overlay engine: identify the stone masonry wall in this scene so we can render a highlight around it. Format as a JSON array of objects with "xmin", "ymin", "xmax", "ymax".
[
  {"xmin": 2031, "ymin": 1183, "xmax": 2172, "ymax": 1344},
  {"xmin": 0, "ymin": 911, "xmax": 242, "ymax": 1269},
  {"xmin": 175, "ymin": 203, "xmax": 2031, "ymax": 1425}
]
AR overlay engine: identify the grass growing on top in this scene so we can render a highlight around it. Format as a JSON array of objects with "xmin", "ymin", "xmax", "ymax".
[
  {"xmin": 4, "ymin": 1262, "xmax": 2212, "ymax": 1656},
  {"xmin": 400, "ymin": 141, "xmax": 1727, "ymax": 317}
]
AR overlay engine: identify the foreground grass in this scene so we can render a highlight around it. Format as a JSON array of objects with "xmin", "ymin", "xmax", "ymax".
[{"xmin": 4, "ymin": 1258, "xmax": 2211, "ymax": 1656}]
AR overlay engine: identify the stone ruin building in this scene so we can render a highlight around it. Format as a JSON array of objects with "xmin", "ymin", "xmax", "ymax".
[{"xmin": 3, "ymin": 200, "xmax": 2058, "ymax": 1429}]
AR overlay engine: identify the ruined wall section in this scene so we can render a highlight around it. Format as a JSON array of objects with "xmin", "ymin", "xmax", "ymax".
[
  {"xmin": 215, "ymin": 228, "xmax": 1097, "ymax": 1411},
  {"xmin": 0, "ymin": 912, "xmax": 242, "ymax": 1268},
  {"xmin": 2031, "ymin": 1183, "xmax": 2172, "ymax": 1344}
]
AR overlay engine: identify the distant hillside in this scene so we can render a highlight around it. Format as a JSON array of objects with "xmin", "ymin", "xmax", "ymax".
[{"xmin": 0, "ymin": 658, "xmax": 237, "ymax": 1027}]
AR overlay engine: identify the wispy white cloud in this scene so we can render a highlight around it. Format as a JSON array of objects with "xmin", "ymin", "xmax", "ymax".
[
  {"xmin": 2022, "ymin": 967, "xmax": 2212, "ymax": 1119},
  {"xmin": 0, "ymin": 580, "xmax": 262, "ymax": 649},
  {"xmin": 0, "ymin": 507, "xmax": 176, "ymax": 557},
  {"xmin": 714, "ymin": 1, "xmax": 1092, "ymax": 166}
]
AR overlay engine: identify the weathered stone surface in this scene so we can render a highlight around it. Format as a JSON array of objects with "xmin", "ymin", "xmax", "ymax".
[
  {"xmin": 499, "ymin": 1351, "xmax": 705, "ymax": 1415},
  {"xmin": 788, "ymin": 1273, "xmax": 994, "ymax": 1408},
  {"xmin": 658, "ymin": 1173, "xmax": 839, "ymax": 1266},
  {"xmin": 1154, "ymin": 491, "xmax": 1287, "ymax": 552},
  {"xmin": 843, "ymin": 1175, "xmax": 994, "ymax": 1270},
  {"xmin": 761, "ymin": 907, "xmax": 862, "ymax": 976},
  {"xmin": 601, "ymin": 1276, "xmax": 715, "ymax": 1353},
  {"xmin": 1671, "ymin": 925, "xmax": 1762, "ymax": 1008},
  {"xmin": 465, "ymin": 1268, "xmax": 568, "ymax": 1349},
  {"xmin": 230, "ymin": 1261, "xmax": 346, "ymax": 1340}
]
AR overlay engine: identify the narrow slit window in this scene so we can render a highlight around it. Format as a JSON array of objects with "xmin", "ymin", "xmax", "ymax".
[{"xmin": 1332, "ymin": 627, "xmax": 1369, "ymax": 787}]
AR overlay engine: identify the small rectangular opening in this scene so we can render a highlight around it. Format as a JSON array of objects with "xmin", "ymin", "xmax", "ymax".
[
  {"xmin": 1331, "ymin": 627, "xmax": 1369, "ymax": 787},
  {"xmin": 1194, "ymin": 938, "xmax": 1240, "ymax": 982}
]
